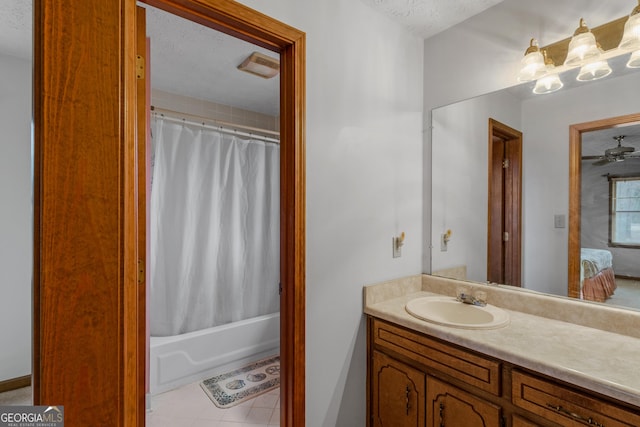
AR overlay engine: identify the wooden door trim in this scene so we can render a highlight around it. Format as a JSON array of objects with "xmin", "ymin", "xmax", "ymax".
[
  {"xmin": 567, "ymin": 113, "xmax": 640, "ymax": 299},
  {"xmin": 140, "ymin": 1, "xmax": 307, "ymax": 425},
  {"xmin": 487, "ymin": 118, "xmax": 523, "ymax": 286},
  {"xmin": 136, "ymin": 7, "xmax": 150, "ymax": 426},
  {"xmin": 35, "ymin": 0, "xmax": 305, "ymax": 425},
  {"xmin": 33, "ymin": 0, "xmax": 139, "ymax": 424},
  {"xmin": 487, "ymin": 131, "xmax": 506, "ymax": 283}
]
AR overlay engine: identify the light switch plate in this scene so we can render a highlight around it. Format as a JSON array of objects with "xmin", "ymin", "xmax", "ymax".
[
  {"xmin": 554, "ymin": 214, "xmax": 566, "ymax": 229},
  {"xmin": 393, "ymin": 237, "xmax": 402, "ymax": 258},
  {"xmin": 441, "ymin": 234, "xmax": 447, "ymax": 252}
]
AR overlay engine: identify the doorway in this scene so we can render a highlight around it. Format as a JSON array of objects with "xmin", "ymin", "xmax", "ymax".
[
  {"xmin": 33, "ymin": 1, "xmax": 305, "ymax": 425},
  {"xmin": 567, "ymin": 113, "xmax": 640, "ymax": 299},
  {"xmin": 142, "ymin": 0, "xmax": 281, "ymax": 410},
  {"xmin": 487, "ymin": 118, "xmax": 523, "ymax": 286}
]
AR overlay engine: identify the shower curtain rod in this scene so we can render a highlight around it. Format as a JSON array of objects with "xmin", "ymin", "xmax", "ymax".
[{"xmin": 150, "ymin": 106, "xmax": 280, "ymax": 144}]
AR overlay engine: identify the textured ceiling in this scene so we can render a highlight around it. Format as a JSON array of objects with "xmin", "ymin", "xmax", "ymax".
[
  {"xmin": 0, "ymin": 1, "xmax": 511, "ymax": 116},
  {"xmin": 144, "ymin": 5, "xmax": 280, "ymax": 116},
  {"xmin": 360, "ymin": 0, "xmax": 506, "ymax": 38},
  {"xmin": 1, "ymin": 0, "xmax": 636, "ymax": 118},
  {"xmin": 0, "ymin": 1, "xmax": 281, "ymax": 117},
  {"xmin": 0, "ymin": 0, "xmax": 32, "ymax": 60},
  {"xmin": 582, "ymin": 124, "xmax": 640, "ymax": 157}
]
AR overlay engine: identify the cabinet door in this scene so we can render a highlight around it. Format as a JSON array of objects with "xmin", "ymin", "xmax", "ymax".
[
  {"xmin": 372, "ymin": 351, "xmax": 425, "ymax": 427},
  {"xmin": 427, "ymin": 377, "xmax": 501, "ymax": 427}
]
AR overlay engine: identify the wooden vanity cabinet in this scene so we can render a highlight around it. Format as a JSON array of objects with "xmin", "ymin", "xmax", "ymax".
[
  {"xmin": 512, "ymin": 371, "xmax": 640, "ymax": 427},
  {"xmin": 512, "ymin": 415, "xmax": 542, "ymax": 427},
  {"xmin": 427, "ymin": 376, "xmax": 502, "ymax": 427},
  {"xmin": 369, "ymin": 318, "xmax": 503, "ymax": 427},
  {"xmin": 368, "ymin": 317, "xmax": 640, "ymax": 427},
  {"xmin": 372, "ymin": 351, "xmax": 425, "ymax": 426}
]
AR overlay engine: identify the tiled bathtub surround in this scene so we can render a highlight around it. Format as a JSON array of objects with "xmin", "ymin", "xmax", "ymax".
[
  {"xmin": 152, "ymin": 89, "xmax": 279, "ymax": 132},
  {"xmin": 364, "ymin": 274, "xmax": 640, "ymax": 407}
]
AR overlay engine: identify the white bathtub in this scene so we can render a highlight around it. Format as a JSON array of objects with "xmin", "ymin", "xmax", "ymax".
[{"xmin": 149, "ymin": 312, "xmax": 280, "ymax": 395}]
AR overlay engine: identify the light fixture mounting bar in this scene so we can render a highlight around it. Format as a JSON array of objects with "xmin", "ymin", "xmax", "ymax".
[{"xmin": 542, "ymin": 16, "xmax": 627, "ymax": 65}]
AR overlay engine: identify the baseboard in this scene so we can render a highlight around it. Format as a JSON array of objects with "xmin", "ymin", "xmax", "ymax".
[
  {"xmin": 0, "ymin": 375, "xmax": 31, "ymax": 394},
  {"xmin": 616, "ymin": 274, "xmax": 640, "ymax": 281}
]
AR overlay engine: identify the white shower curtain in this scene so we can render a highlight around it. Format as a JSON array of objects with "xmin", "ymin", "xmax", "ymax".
[{"xmin": 150, "ymin": 117, "xmax": 280, "ymax": 336}]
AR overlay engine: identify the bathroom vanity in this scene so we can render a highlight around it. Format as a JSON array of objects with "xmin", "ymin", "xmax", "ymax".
[{"xmin": 364, "ymin": 275, "xmax": 640, "ymax": 426}]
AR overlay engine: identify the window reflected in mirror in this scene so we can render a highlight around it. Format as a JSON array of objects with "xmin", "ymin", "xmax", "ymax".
[{"xmin": 609, "ymin": 176, "xmax": 640, "ymax": 247}]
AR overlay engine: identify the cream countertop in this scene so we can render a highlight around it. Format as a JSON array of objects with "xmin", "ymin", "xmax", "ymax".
[{"xmin": 364, "ymin": 274, "xmax": 640, "ymax": 408}]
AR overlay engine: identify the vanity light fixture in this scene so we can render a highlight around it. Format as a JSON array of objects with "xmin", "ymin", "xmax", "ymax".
[
  {"xmin": 576, "ymin": 44, "xmax": 612, "ymax": 81},
  {"xmin": 619, "ymin": 0, "xmax": 640, "ymax": 51},
  {"xmin": 577, "ymin": 58, "xmax": 612, "ymax": 81},
  {"xmin": 628, "ymin": 49, "xmax": 640, "ymax": 67},
  {"xmin": 520, "ymin": 1, "xmax": 640, "ymax": 94},
  {"xmin": 564, "ymin": 19, "xmax": 601, "ymax": 66},
  {"xmin": 533, "ymin": 51, "xmax": 564, "ymax": 94},
  {"xmin": 517, "ymin": 39, "xmax": 546, "ymax": 82},
  {"xmin": 237, "ymin": 52, "xmax": 280, "ymax": 79}
]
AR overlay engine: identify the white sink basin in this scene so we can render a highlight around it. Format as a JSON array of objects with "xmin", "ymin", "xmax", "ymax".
[{"xmin": 405, "ymin": 296, "xmax": 509, "ymax": 329}]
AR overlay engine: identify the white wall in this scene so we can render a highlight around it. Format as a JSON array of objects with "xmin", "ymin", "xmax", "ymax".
[
  {"xmin": 431, "ymin": 90, "xmax": 521, "ymax": 280},
  {"xmin": 235, "ymin": 1, "xmax": 424, "ymax": 425},
  {"xmin": 0, "ymin": 53, "xmax": 32, "ymax": 382},
  {"xmin": 423, "ymin": 0, "xmax": 634, "ymax": 272}
]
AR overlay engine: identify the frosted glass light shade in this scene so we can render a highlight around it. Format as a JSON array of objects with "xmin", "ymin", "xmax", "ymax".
[
  {"xmin": 576, "ymin": 60, "xmax": 612, "ymax": 81},
  {"xmin": 518, "ymin": 50, "xmax": 546, "ymax": 82},
  {"xmin": 533, "ymin": 67, "xmax": 563, "ymax": 94},
  {"xmin": 619, "ymin": 11, "xmax": 640, "ymax": 51},
  {"xmin": 565, "ymin": 31, "xmax": 600, "ymax": 66},
  {"xmin": 628, "ymin": 50, "xmax": 640, "ymax": 68}
]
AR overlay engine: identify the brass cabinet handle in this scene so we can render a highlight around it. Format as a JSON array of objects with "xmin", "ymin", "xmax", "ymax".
[
  {"xmin": 405, "ymin": 385, "xmax": 411, "ymax": 415},
  {"xmin": 546, "ymin": 403, "xmax": 605, "ymax": 427}
]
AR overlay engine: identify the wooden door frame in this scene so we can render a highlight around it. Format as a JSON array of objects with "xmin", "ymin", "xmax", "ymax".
[
  {"xmin": 139, "ymin": 3, "xmax": 306, "ymax": 425},
  {"xmin": 487, "ymin": 118, "xmax": 523, "ymax": 286},
  {"xmin": 567, "ymin": 113, "xmax": 640, "ymax": 299},
  {"xmin": 33, "ymin": 1, "xmax": 141, "ymax": 424},
  {"xmin": 34, "ymin": 0, "xmax": 305, "ymax": 425},
  {"xmin": 135, "ymin": 7, "xmax": 151, "ymax": 427}
]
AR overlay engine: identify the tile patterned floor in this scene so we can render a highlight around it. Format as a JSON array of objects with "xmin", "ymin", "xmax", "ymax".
[
  {"xmin": 0, "ymin": 383, "xmax": 279, "ymax": 426},
  {"xmin": 0, "ymin": 386, "xmax": 31, "ymax": 405},
  {"xmin": 147, "ymin": 382, "xmax": 280, "ymax": 427}
]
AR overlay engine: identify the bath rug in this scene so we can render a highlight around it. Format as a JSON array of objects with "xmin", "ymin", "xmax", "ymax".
[{"xmin": 200, "ymin": 355, "xmax": 280, "ymax": 408}]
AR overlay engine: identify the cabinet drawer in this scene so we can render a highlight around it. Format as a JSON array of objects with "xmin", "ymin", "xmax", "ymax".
[
  {"xmin": 512, "ymin": 370, "xmax": 640, "ymax": 427},
  {"xmin": 512, "ymin": 414, "xmax": 544, "ymax": 427},
  {"xmin": 372, "ymin": 319, "xmax": 501, "ymax": 396}
]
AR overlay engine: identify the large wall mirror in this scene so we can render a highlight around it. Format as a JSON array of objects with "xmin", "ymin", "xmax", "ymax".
[{"xmin": 431, "ymin": 52, "xmax": 640, "ymax": 311}]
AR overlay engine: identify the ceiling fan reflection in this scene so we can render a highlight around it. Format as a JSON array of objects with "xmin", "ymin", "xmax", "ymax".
[{"xmin": 587, "ymin": 135, "xmax": 640, "ymax": 166}]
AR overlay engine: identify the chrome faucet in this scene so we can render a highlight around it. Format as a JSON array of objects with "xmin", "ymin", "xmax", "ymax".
[{"xmin": 456, "ymin": 289, "xmax": 487, "ymax": 307}]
